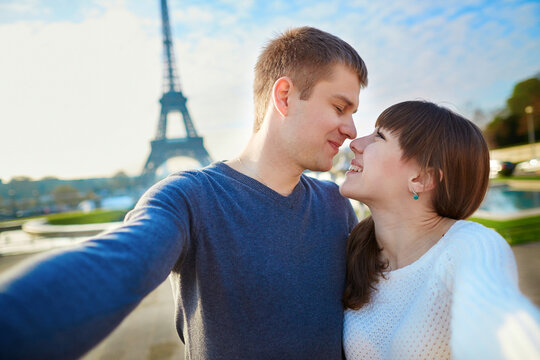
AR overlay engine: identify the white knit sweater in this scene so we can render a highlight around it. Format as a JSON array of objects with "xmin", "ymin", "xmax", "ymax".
[{"xmin": 343, "ymin": 220, "xmax": 540, "ymax": 360}]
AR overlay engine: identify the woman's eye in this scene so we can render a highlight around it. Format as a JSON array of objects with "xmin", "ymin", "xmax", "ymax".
[
  {"xmin": 335, "ymin": 106, "xmax": 344, "ymax": 114},
  {"xmin": 376, "ymin": 130, "xmax": 385, "ymax": 140}
]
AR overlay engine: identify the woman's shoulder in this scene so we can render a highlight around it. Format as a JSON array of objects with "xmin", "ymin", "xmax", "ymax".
[
  {"xmin": 443, "ymin": 220, "xmax": 510, "ymax": 255},
  {"xmin": 435, "ymin": 220, "xmax": 517, "ymax": 288},
  {"xmin": 446, "ymin": 219, "xmax": 496, "ymax": 236}
]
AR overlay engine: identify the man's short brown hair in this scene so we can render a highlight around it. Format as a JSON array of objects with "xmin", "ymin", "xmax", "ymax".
[{"xmin": 253, "ymin": 26, "xmax": 368, "ymax": 131}]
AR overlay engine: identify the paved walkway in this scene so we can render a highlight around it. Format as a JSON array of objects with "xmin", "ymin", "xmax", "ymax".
[
  {"xmin": 512, "ymin": 241, "xmax": 540, "ymax": 305},
  {"xmin": 82, "ymin": 280, "xmax": 184, "ymax": 360},
  {"xmin": 1, "ymin": 242, "xmax": 539, "ymax": 360},
  {"xmin": 0, "ymin": 253, "xmax": 184, "ymax": 360}
]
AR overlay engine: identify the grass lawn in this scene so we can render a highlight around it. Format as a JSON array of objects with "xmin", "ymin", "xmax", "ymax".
[
  {"xmin": 491, "ymin": 175, "xmax": 540, "ymax": 182},
  {"xmin": 2, "ymin": 207, "xmax": 538, "ymax": 246},
  {"xmin": 47, "ymin": 210, "xmax": 537, "ymax": 245},
  {"xmin": 469, "ymin": 214, "xmax": 540, "ymax": 245},
  {"xmin": 354, "ymin": 207, "xmax": 539, "ymax": 246},
  {"xmin": 46, "ymin": 209, "xmax": 129, "ymax": 225}
]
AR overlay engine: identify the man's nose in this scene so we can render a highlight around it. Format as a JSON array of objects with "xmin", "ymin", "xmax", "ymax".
[{"xmin": 340, "ymin": 116, "xmax": 357, "ymax": 140}]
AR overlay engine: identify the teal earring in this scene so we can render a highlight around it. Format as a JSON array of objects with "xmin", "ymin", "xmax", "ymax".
[{"xmin": 412, "ymin": 190, "xmax": 419, "ymax": 200}]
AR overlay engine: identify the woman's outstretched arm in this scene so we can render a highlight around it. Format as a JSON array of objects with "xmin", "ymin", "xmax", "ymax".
[{"xmin": 444, "ymin": 223, "xmax": 540, "ymax": 360}]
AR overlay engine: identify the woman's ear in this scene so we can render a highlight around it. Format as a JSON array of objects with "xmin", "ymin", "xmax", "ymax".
[
  {"xmin": 272, "ymin": 77, "xmax": 293, "ymax": 118},
  {"xmin": 409, "ymin": 167, "xmax": 440, "ymax": 194}
]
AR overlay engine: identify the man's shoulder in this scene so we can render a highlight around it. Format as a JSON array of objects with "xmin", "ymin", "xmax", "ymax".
[
  {"xmin": 150, "ymin": 170, "xmax": 203, "ymax": 194},
  {"xmin": 161, "ymin": 162, "xmax": 228, "ymax": 187},
  {"xmin": 140, "ymin": 163, "xmax": 226, "ymax": 201}
]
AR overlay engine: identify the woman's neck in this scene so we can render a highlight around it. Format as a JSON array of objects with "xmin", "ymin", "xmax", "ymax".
[{"xmin": 370, "ymin": 208, "xmax": 455, "ymax": 271}]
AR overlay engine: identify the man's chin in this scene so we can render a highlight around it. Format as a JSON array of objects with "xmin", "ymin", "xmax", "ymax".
[{"xmin": 306, "ymin": 162, "xmax": 332, "ymax": 173}]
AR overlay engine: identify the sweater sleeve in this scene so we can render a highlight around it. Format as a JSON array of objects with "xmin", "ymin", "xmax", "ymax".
[
  {"xmin": 0, "ymin": 174, "xmax": 195, "ymax": 359},
  {"xmin": 446, "ymin": 224, "xmax": 540, "ymax": 360}
]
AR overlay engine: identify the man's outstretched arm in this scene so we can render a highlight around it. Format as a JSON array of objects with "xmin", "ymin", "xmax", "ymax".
[{"xmin": 0, "ymin": 177, "xmax": 192, "ymax": 359}]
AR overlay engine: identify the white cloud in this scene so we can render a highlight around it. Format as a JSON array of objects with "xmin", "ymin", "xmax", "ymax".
[
  {"xmin": 268, "ymin": 1, "xmax": 290, "ymax": 12},
  {"xmin": 324, "ymin": 0, "xmax": 540, "ymax": 135},
  {"xmin": 0, "ymin": 2, "xmax": 265, "ymax": 180},
  {"xmin": 172, "ymin": 6, "xmax": 215, "ymax": 26},
  {"xmin": 218, "ymin": 0, "xmax": 254, "ymax": 12},
  {"xmin": 1, "ymin": 0, "xmax": 538, "ymax": 180},
  {"xmin": 298, "ymin": 2, "xmax": 339, "ymax": 19},
  {"xmin": 0, "ymin": 6, "xmax": 162, "ymax": 180},
  {"xmin": 0, "ymin": 0, "xmax": 47, "ymax": 15}
]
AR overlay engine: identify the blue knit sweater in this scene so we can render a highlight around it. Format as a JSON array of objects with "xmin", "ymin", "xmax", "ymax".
[{"xmin": 0, "ymin": 162, "xmax": 357, "ymax": 359}]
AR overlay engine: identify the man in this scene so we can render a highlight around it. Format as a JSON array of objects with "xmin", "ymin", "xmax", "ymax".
[{"xmin": 0, "ymin": 27, "xmax": 368, "ymax": 359}]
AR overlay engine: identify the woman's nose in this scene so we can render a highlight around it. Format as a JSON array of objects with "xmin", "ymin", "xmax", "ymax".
[{"xmin": 349, "ymin": 135, "xmax": 371, "ymax": 154}]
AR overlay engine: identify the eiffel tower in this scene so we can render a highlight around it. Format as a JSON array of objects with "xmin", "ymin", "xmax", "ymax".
[{"xmin": 141, "ymin": 0, "xmax": 212, "ymax": 182}]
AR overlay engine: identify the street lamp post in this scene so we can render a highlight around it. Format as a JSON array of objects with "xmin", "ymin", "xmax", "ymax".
[
  {"xmin": 8, "ymin": 189, "xmax": 17, "ymax": 218},
  {"xmin": 525, "ymin": 105, "xmax": 535, "ymax": 159}
]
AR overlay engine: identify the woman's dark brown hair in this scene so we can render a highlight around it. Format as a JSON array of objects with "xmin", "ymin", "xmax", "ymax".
[{"xmin": 343, "ymin": 101, "xmax": 490, "ymax": 310}]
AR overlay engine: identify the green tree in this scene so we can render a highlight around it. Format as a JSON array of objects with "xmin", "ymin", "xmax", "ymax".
[
  {"xmin": 485, "ymin": 112, "xmax": 522, "ymax": 148},
  {"xmin": 52, "ymin": 185, "xmax": 81, "ymax": 207},
  {"xmin": 507, "ymin": 78, "xmax": 540, "ymax": 115},
  {"xmin": 485, "ymin": 77, "xmax": 540, "ymax": 148},
  {"xmin": 110, "ymin": 170, "xmax": 132, "ymax": 191},
  {"xmin": 8, "ymin": 176, "xmax": 35, "ymax": 199}
]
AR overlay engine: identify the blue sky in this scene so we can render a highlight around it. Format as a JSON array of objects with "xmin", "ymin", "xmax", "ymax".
[{"xmin": 0, "ymin": 0, "xmax": 539, "ymax": 181}]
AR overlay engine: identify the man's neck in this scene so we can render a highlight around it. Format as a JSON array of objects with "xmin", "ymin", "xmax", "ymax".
[{"xmin": 226, "ymin": 132, "xmax": 304, "ymax": 196}]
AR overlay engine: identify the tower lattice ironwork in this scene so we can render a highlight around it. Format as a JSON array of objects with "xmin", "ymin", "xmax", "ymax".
[{"xmin": 141, "ymin": 0, "xmax": 212, "ymax": 182}]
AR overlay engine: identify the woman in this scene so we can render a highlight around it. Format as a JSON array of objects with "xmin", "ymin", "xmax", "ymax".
[{"xmin": 340, "ymin": 101, "xmax": 540, "ymax": 359}]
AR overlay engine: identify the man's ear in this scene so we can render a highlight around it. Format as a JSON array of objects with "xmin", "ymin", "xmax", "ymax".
[
  {"xmin": 272, "ymin": 77, "xmax": 293, "ymax": 118},
  {"xmin": 409, "ymin": 167, "xmax": 440, "ymax": 194}
]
